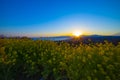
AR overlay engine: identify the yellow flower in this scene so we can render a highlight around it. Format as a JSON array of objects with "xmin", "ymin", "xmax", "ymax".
[
  {"xmin": 53, "ymin": 68, "xmax": 56, "ymax": 72},
  {"xmin": 48, "ymin": 60, "xmax": 52, "ymax": 64},
  {"xmin": 82, "ymin": 57, "xmax": 86, "ymax": 63},
  {"xmin": 105, "ymin": 76, "xmax": 111, "ymax": 80},
  {"xmin": 87, "ymin": 76, "xmax": 92, "ymax": 80}
]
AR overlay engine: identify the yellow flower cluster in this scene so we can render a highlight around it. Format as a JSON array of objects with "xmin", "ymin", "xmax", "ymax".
[{"xmin": 0, "ymin": 39, "xmax": 120, "ymax": 80}]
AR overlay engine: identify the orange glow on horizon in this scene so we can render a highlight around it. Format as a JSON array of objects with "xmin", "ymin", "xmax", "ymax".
[{"xmin": 26, "ymin": 31, "xmax": 86, "ymax": 37}]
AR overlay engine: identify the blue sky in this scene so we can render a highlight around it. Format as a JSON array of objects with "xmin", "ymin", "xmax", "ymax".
[{"xmin": 0, "ymin": 0, "xmax": 120, "ymax": 37}]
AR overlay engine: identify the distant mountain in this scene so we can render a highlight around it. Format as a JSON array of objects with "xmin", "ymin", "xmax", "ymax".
[
  {"xmin": 87, "ymin": 35, "xmax": 103, "ymax": 37},
  {"xmin": 80, "ymin": 34, "xmax": 103, "ymax": 38},
  {"xmin": 113, "ymin": 32, "xmax": 120, "ymax": 36},
  {"xmin": 0, "ymin": 34, "xmax": 6, "ymax": 38},
  {"xmin": 69, "ymin": 35, "xmax": 120, "ymax": 45}
]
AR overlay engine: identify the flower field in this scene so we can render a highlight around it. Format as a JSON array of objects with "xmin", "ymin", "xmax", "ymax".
[{"xmin": 0, "ymin": 39, "xmax": 120, "ymax": 80}]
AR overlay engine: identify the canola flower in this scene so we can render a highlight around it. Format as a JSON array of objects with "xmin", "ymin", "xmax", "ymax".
[{"xmin": 0, "ymin": 39, "xmax": 120, "ymax": 80}]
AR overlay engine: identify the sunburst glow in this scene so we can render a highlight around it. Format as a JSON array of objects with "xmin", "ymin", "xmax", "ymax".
[{"xmin": 73, "ymin": 31, "xmax": 82, "ymax": 37}]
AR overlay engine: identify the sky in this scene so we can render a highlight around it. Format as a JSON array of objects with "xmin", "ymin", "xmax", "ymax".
[{"xmin": 0, "ymin": 0, "xmax": 120, "ymax": 37}]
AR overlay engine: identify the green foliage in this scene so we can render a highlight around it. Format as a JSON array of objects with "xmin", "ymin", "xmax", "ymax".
[{"xmin": 0, "ymin": 39, "xmax": 120, "ymax": 80}]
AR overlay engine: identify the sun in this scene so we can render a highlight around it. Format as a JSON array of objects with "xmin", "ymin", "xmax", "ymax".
[{"xmin": 73, "ymin": 31, "xmax": 82, "ymax": 37}]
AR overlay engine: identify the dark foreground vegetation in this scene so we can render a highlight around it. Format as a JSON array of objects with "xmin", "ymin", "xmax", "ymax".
[{"xmin": 0, "ymin": 39, "xmax": 120, "ymax": 80}]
